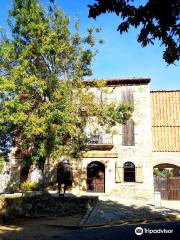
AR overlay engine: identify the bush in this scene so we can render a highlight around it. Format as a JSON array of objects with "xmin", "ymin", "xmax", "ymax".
[
  {"xmin": 153, "ymin": 168, "xmax": 161, "ymax": 176},
  {"xmin": 0, "ymin": 156, "xmax": 4, "ymax": 173},
  {"xmin": 20, "ymin": 180, "xmax": 39, "ymax": 192}
]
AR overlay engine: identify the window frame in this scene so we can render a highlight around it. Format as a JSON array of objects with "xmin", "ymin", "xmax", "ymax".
[{"xmin": 123, "ymin": 161, "xmax": 135, "ymax": 182}]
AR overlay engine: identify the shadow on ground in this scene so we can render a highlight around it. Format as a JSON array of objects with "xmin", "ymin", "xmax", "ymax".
[
  {"xmin": 82, "ymin": 198, "xmax": 180, "ymax": 227},
  {"xmin": 0, "ymin": 196, "xmax": 179, "ymax": 240},
  {"xmin": 0, "ymin": 193, "xmax": 95, "ymax": 240},
  {"xmin": 0, "ymin": 214, "xmax": 82, "ymax": 240}
]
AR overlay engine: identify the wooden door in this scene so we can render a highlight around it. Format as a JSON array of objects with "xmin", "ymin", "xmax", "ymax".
[
  {"xmin": 87, "ymin": 162, "xmax": 105, "ymax": 193},
  {"xmin": 154, "ymin": 176, "xmax": 180, "ymax": 200}
]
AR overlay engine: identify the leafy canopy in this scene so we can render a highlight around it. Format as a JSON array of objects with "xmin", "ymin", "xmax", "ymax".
[
  {"xmin": 88, "ymin": 0, "xmax": 180, "ymax": 64},
  {"xmin": 0, "ymin": 0, "xmax": 133, "ymax": 165}
]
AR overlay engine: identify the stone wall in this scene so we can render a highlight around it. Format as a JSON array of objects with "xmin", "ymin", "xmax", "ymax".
[
  {"xmin": 0, "ymin": 195, "xmax": 98, "ymax": 222},
  {"xmin": 152, "ymin": 152, "xmax": 180, "ymax": 167},
  {"xmin": 0, "ymin": 162, "xmax": 10, "ymax": 193},
  {"xmin": 0, "ymin": 162, "xmax": 20, "ymax": 193},
  {"xmin": 77, "ymin": 83, "xmax": 154, "ymax": 199},
  {"xmin": 0, "ymin": 148, "xmax": 21, "ymax": 193}
]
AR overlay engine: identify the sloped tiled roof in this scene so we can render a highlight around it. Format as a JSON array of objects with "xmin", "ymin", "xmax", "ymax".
[{"xmin": 151, "ymin": 90, "xmax": 180, "ymax": 152}]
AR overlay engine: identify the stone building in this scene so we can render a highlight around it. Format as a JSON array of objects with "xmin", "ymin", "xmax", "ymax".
[
  {"xmin": 0, "ymin": 78, "xmax": 180, "ymax": 200},
  {"xmin": 69, "ymin": 79, "xmax": 180, "ymax": 199},
  {"xmin": 70, "ymin": 78, "xmax": 154, "ymax": 199}
]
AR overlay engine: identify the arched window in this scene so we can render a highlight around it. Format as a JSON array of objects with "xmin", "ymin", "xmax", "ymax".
[{"xmin": 124, "ymin": 162, "xmax": 135, "ymax": 182}]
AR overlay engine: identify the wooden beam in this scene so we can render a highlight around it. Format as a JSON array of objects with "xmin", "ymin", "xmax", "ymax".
[{"xmin": 83, "ymin": 152, "xmax": 118, "ymax": 158}]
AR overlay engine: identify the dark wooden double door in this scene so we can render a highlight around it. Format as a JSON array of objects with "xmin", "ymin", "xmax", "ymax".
[{"xmin": 87, "ymin": 161, "xmax": 105, "ymax": 193}]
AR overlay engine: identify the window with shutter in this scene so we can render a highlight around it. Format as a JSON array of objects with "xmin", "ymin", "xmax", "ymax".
[
  {"xmin": 122, "ymin": 119, "xmax": 135, "ymax": 146},
  {"xmin": 121, "ymin": 87, "xmax": 135, "ymax": 146},
  {"xmin": 115, "ymin": 162, "xmax": 123, "ymax": 183},
  {"xmin": 136, "ymin": 166, "xmax": 143, "ymax": 183},
  {"xmin": 121, "ymin": 87, "xmax": 134, "ymax": 104}
]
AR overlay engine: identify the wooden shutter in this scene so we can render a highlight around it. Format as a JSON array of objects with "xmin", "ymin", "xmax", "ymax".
[
  {"xmin": 136, "ymin": 166, "xmax": 143, "ymax": 183},
  {"xmin": 122, "ymin": 119, "xmax": 135, "ymax": 146},
  {"xmin": 121, "ymin": 87, "xmax": 134, "ymax": 104},
  {"xmin": 121, "ymin": 87, "xmax": 134, "ymax": 146},
  {"xmin": 115, "ymin": 162, "xmax": 123, "ymax": 183}
]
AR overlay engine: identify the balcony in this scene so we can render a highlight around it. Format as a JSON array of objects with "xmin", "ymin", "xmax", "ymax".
[{"xmin": 88, "ymin": 134, "xmax": 114, "ymax": 150}]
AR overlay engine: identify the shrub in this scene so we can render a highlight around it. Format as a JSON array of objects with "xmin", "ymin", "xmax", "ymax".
[
  {"xmin": 20, "ymin": 180, "xmax": 39, "ymax": 192},
  {"xmin": 0, "ymin": 156, "xmax": 4, "ymax": 173},
  {"xmin": 169, "ymin": 169, "xmax": 175, "ymax": 177},
  {"xmin": 153, "ymin": 168, "xmax": 161, "ymax": 176}
]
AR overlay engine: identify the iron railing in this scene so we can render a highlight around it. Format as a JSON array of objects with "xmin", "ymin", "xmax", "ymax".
[{"xmin": 88, "ymin": 134, "xmax": 113, "ymax": 145}]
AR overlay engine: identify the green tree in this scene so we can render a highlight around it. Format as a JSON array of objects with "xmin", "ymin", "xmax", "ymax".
[
  {"xmin": 0, "ymin": 156, "xmax": 4, "ymax": 173},
  {"xmin": 88, "ymin": 0, "xmax": 180, "ymax": 64},
  {"xmin": 0, "ymin": 0, "xmax": 133, "ymax": 176}
]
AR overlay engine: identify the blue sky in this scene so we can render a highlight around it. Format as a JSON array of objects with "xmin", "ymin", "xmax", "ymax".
[{"xmin": 0, "ymin": 0, "xmax": 179, "ymax": 90}]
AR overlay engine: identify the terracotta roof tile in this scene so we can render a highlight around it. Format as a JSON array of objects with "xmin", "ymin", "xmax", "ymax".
[{"xmin": 151, "ymin": 91, "xmax": 180, "ymax": 152}]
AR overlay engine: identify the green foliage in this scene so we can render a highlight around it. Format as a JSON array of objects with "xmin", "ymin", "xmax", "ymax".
[
  {"xmin": 169, "ymin": 169, "xmax": 175, "ymax": 177},
  {"xmin": 0, "ymin": 156, "xmax": 4, "ymax": 173},
  {"xmin": 153, "ymin": 168, "xmax": 175, "ymax": 177},
  {"xmin": 153, "ymin": 168, "xmax": 162, "ymax": 177},
  {"xmin": 0, "ymin": 0, "xmax": 133, "ymax": 166},
  {"xmin": 112, "ymin": 103, "xmax": 134, "ymax": 124},
  {"xmin": 95, "ymin": 102, "xmax": 134, "ymax": 127},
  {"xmin": 20, "ymin": 180, "xmax": 39, "ymax": 192},
  {"xmin": 89, "ymin": 0, "xmax": 180, "ymax": 64}
]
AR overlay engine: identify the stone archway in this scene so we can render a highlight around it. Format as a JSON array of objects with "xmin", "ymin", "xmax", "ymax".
[
  {"xmin": 87, "ymin": 161, "xmax": 105, "ymax": 193},
  {"xmin": 154, "ymin": 163, "xmax": 180, "ymax": 200}
]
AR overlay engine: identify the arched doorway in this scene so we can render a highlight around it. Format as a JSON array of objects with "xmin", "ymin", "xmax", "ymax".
[
  {"xmin": 57, "ymin": 160, "xmax": 73, "ymax": 194},
  {"xmin": 87, "ymin": 161, "xmax": 105, "ymax": 193},
  {"xmin": 154, "ymin": 163, "xmax": 180, "ymax": 200}
]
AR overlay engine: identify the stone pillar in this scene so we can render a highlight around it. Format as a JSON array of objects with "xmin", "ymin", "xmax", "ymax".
[
  {"xmin": 28, "ymin": 163, "xmax": 43, "ymax": 184},
  {"xmin": 0, "ymin": 161, "xmax": 20, "ymax": 193}
]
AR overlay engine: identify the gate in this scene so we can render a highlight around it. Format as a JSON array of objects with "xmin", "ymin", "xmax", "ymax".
[{"xmin": 154, "ymin": 176, "xmax": 180, "ymax": 200}]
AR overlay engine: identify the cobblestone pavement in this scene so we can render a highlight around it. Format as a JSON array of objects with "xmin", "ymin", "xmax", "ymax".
[{"xmin": 82, "ymin": 196, "xmax": 180, "ymax": 226}]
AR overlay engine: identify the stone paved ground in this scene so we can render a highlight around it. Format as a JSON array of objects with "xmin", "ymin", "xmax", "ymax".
[{"xmin": 82, "ymin": 196, "xmax": 180, "ymax": 226}]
